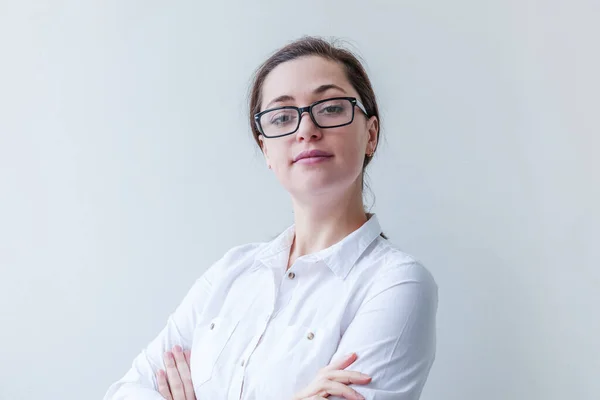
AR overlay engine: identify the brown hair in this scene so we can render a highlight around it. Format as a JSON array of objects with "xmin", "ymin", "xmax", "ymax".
[{"xmin": 248, "ymin": 36, "xmax": 387, "ymax": 238}]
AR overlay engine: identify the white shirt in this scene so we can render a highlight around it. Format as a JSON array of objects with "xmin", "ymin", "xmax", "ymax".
[{"xmin": 103, "ymin": 215, "xmax": 438, "ymax": 400}]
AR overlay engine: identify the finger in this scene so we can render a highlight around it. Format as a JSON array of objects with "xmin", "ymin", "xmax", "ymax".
[
  {"xmin": 323, "ymin": 352, "xmax": 358, "ymax": 371},
  {"xmin": 320, "ymin": 380, "xmax": 365, "ymax": 400},
  {"xmin": 156, "ymin": 369, "xmax": 173, "ymax": 400},
  {"xmin": 183, "ymin": 349, "xmax": 191, "ymax": 366},
  {"xmin": 164, "ymin": 351, "xmax": 185, "ymax": 400},
  {"xmin": 326, "ymin": 369, "xmax": 372, "ymax": 385},
  {"xmin": 305, "ymin": 397, "xmax": 328, "ymax": 400},
  {"xmin": 173, "ymin": 346, "xmax": 195, "ymax": 400},
  {"xmin": 295, "ymin": 376, "xmax": 365, "ymax": 400}
]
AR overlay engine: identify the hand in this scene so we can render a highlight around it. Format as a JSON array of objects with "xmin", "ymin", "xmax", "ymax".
[
  {"xmin": 156, "ymin": 345, "xmax": 196, "ymax": 400},
  {"xmin": 292, "ymin": 352, "xmax": 372, "ymax": 400}
]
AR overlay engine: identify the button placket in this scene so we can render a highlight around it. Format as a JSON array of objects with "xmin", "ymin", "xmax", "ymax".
[
  {"xmin": 272, "ymin": 267, "xmax": 298, "ymax": 317},
  {"xmin": 237, "ymin": 311, "xmax": 273, "ymax": 375}
]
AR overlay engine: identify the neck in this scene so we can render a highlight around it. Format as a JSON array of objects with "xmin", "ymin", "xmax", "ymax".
[{"xmin": 287, "ymin": 179, "xmax": 368, "ymax": 269}]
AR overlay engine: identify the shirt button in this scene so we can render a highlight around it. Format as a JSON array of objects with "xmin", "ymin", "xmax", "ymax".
[
  {"xmin": 287, "ymin": 271, "xmax": 296, "ymax": 279},
  {"xmin": 209, "ymin": 322, "xmax": 215, "ymax": 330},
  {"xmin": 307, "ymin": 332, "xmax": 315, "ymax": 340}
]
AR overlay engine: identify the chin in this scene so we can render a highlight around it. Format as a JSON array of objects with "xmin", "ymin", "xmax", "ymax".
[{"xmin": 288, "ymin": 175, "xmax": 349, "ymax": 197}]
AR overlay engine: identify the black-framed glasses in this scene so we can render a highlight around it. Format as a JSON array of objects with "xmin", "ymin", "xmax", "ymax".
[{"xmin": 254, "ymin": 96, "xmax": 369, "ymax": 139}]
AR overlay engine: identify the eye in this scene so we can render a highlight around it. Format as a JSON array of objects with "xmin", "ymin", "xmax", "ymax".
[
  {"xmin": 268, "ymin": 110, "xmax": 297, "ymax": 126},
  {"xmin": 272, "ymin": 115, "xmax": 289, "ymax": 125},
  {"xmin": 316, "ymin": 100, "xmax": 348, "ymax": 116},
  {"xmin": 321, "ymin": 105, "xmax": 344, "ymax": 114}
]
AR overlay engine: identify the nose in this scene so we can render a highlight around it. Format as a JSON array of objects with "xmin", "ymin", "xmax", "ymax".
[{"xmin": 295, "ymin": 112, "xmax": 323, "ymax": 142}]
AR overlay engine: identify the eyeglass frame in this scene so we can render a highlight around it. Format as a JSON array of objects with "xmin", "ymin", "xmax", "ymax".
[{"xmin": 254, "ymin": 96, "xmax": 370, "ymax": 139}]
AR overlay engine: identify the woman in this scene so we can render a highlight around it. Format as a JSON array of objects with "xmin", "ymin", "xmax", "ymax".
[{"xmin": 104, "ymin": 36, "xmax": 438, "ymax": 400}]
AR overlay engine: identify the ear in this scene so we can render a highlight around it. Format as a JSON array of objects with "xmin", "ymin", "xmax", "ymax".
[
  {"xmin": 258, "ymin": 135, "xmax": 272, "ymax": 169},
  {"xmin": 366, "ymin": 116, "xmax": 379, "ymax": 154}
]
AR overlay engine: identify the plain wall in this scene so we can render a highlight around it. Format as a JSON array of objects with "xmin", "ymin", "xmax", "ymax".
[{"xmin": 0, "ymin": 1, "xmax": 598, "ymax": 399}]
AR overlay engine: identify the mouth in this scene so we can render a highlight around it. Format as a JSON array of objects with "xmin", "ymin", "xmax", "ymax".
[
  {"xmin": 293, "ymin": 149, "xmax": 334, "ymax": 164},
  {"xmin": 295, "ymin": 156, "xmax": 333, "ymax": 165}
]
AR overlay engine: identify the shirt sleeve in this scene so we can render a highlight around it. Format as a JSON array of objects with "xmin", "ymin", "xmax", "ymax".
[
  {"xmin": 329, "ymin": 261, "xmax": 438, "ymax": 400},
  {"xmin": 102, "ymin": 251, "xmax": 230, "ymax": 400}
]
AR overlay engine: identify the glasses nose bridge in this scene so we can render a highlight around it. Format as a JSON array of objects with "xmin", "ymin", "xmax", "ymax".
[
  {"xmin": 297, "ymin": 104, "xmax": 312, "ymax": 119},
  {"xmin": 297, "ymin": 104, "xmax": 319, "ymax": 126},
  {"xmin": 295, "ymin": 104, "xmax": 320, "ymax": 138}
]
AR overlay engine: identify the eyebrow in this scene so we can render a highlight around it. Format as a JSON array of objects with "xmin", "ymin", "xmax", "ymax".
[{"xmin": 264, "ymin": 84, "xmax": 347, "ymax": 110}]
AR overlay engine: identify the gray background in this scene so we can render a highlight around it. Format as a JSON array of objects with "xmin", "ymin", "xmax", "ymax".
[{"xmin": 1, "ymin": 1, "xmax": 598, "ymax": 399}]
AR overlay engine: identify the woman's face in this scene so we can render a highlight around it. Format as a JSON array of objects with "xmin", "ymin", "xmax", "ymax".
[{"xmin": 258, "ymin": 56, "xmax": 378, "ymax": 200}]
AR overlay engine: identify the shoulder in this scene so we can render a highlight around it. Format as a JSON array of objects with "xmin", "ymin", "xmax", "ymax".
[
  {"xmin": 220, "ymin": 241, "xmax": 265, "ymax": 261},
  {"xmin": 345, "ymin": 237, "xmax": 438, "ymax": 341},
  {"xmin": 202, "ymin": 239, "xmax": 273, "ymax": 279},
  {"xmin": 366, "ymin": 237, "xmax": 438, "ymax": 298},
  {"xmin": 209, "ymin": 241, "xmax": 267, "ymax": 271}
]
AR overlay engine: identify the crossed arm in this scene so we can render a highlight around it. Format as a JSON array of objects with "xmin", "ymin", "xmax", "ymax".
[{"xmin": 104, "ymin": 262, "xmax": 437, "ymax": 400}]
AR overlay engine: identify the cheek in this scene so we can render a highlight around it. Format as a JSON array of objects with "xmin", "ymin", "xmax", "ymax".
[
  {"xmin": 332, "ymin": 129, "xmax": 366, "ymax": 163},
  {"xmin": 265, "ymin": 142, "xmax": 291, "ymax": 169}
]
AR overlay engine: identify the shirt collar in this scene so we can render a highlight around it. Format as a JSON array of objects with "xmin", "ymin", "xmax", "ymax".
[{"xmin": 254, "ymin": 214, "xmax": 382, "ymax": 280}]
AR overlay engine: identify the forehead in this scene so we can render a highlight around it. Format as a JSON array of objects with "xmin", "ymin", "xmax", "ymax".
[{"xmin": 261, "ymin": 56, "xmax": 357, "ymax": 108}]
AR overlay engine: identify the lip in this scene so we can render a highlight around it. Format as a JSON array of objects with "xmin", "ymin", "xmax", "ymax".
[{"xmin": 293, "ymin": 149, "xmax": 334, "ymax": 163}]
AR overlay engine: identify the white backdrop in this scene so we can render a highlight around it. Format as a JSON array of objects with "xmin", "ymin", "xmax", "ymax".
[{"xmin": 0, "ymin": 1, "xmax": 598, "ymax": 399}]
